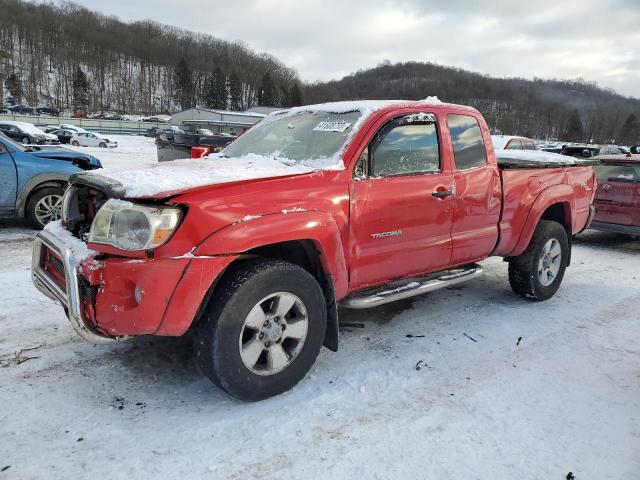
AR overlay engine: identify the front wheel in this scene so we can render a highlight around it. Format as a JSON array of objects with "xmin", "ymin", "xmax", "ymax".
[
  {"xmin": 22, "ymin": 136, "xmax": 30, "ymax": 144},
  {"xmin": 508, "ymin": 220, "xmax": 569, "ymax": 301},
  {"xmin": 26, "ymin": 187, "xmax": 65, "ymax": 229},
  {"xmin": 194, "ymin": 259, "xmax": 327, "ymax": 401},
  {"xmin": 98, "ymin": 142, "xmax": 107, "ymax": 148},
  {"xmin": 71, "ymin": 140, "xmax": 79, "ymax": 146}
]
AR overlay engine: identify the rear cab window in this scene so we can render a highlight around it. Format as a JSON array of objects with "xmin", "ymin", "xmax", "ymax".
[
  {"xmin": 506, "ymin": 140, "xmax": 522, "ymax": 150},
  {"xmin": 447, "ymin": 114, "xmax": 487, "ymax": 170}
]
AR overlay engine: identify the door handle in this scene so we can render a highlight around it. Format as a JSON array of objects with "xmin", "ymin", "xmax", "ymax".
[{"xmin": 432, "ymin": 188, "xmax": 453, "ymax": 198}]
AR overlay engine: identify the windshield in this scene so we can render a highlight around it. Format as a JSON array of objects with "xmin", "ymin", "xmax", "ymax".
[
  {"xmin": 595, "ymin": 163, "xmax": 640, "ymax": 182},
  {"xmin": 223, "ymin": 110, "xmax": 362, "ymax": 168},
  {"xmin": 0, "ymin": 132, "xmax": 28, "ymax": 152}
]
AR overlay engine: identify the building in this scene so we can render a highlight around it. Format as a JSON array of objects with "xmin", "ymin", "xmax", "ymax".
[{"xmin": 169, "ymin": 108, "xmax": 267, "ymax": 135}]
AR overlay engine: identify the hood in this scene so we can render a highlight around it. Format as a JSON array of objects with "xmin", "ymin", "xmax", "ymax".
[
  {"xmin": 30, "ymin": 147, "xmax": 103, "ymax": 170},
  {"xmin": 74, "ymin": 154, "xmax": 319, "ymax": 199}
]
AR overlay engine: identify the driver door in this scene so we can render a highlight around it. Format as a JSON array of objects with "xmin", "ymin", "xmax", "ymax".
[{"xmin": 349, "ymin": 113, "xmax": 454, "ymax": 290}]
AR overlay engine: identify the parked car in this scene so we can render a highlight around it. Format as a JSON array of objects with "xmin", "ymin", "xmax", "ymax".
[
  {"xmin": 0, "ymin": 107, "xmax": 8, "ymax": 114},
  {"xmin": 7, "ymin": 104, "xmax": 34, "ymax": 114},
  {"xmin": 143, "ymin": 115, "xmax": 171, "ymax": 123},
  {"xmin": 59, "ymin": 124, "xmax": 88, "ymax": 134},
  {"xmin": 71, "ymin": 111, "xmax": 87, "ymax": 119},
  {"xmin": 590, "ymin": 155, "xmax": 640, "ymax": 236},
  {"xmin": 145, "ymin": 127, "xmax": 161, "ymax": 137},
  {"xmin": 561, "ymin": 144, "xmax": 600, "ymax": 158},
  {"xmin": 0, "ymin": 132, "xmax": 102, "ymax": 228},
  {"xmin": 32, "ymin": 99, "xmax": 596, "ymax": 401},
  {"xmin": 36, "ymin": 107, "xmax": 60, "ymax": 117},
  {"xmin": 491, "ymin": 135, "xmax": 537, "ymax": 151},
  {"xmin": 49, "ymin": 129, "xmax": 75, "ymax": 144},
  {"xmin": 70, "ymin": 131, "xmax": 117, "ymax": 148},
  {"xmin": 596, "ymin": 145, "xmax": 628, "ymax": 156},
  {"xmin": 156, "ymin": 130, "xmax": 236, "ymax": 161},
  {"xmin": 0, "ymin": 121, "xmax": 59, "ymax": 145}
]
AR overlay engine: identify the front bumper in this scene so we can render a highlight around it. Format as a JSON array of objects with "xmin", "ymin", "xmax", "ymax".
[
  {"xmin": 32, "ymin": 229, "xmax": 238, "ymax": 341},
  {"xmin": 31, "ymin": 230, "xmax": 117, "ymax": 344}
]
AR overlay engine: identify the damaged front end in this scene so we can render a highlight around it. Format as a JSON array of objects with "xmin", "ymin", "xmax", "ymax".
[{"xmin": 31, "ymin": 229, "xmax": 121, "ymax": 344}]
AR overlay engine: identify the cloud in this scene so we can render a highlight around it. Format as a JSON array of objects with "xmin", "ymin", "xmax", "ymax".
[{"xmin": 76, "ymin": 0, "xmax": 640, "ymax": 98}]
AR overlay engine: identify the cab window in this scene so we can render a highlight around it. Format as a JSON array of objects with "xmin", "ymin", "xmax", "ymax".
[
  {"xmin": 369, "ymin": 115, "xmax": 440, "ymax": 177},
  {"xmin": 506, "ymin": 140, "xmax": 522, "ymax": 150},
  {"xmin": 447, "ymin": 114, "xmax": 487, "ymax": 170},
  {"xmin": 523, "ymin": 141, "xmax": 536, "ymax": 150}
]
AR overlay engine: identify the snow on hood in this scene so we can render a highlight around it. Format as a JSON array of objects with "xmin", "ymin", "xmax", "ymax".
[{"xmin": 84, "ymin": 154, "xmax": 315, "ymax": 198}]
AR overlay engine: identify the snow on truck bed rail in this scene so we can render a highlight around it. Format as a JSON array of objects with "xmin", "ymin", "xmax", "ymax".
[{"xmin": 496, "ymin": 149, "xmax": 598, "ymax": 168}]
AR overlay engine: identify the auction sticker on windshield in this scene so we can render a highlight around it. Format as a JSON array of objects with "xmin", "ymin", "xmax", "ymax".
[{"xmin": 313, "ymin": 121, "xmax": 352, "ymax": 132}]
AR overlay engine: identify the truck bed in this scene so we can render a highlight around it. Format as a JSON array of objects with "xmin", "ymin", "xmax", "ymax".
[{"xmin": 493, "ymin": 151, "xmax": 596, "ymax": 257}]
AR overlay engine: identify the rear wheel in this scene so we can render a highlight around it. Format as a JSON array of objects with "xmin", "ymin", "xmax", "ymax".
[
  {"xmin": 508, "ymin": 220, "xmax": 569, "ymax": 301},
  {"xmin": 71, "ymin": 140, "xmax": 79, "ymax": 146},
  {"xmin": 26, "ymin": 187, "xmax": 65, "ymax": 229},
  {"xmin": 194, "ymin": 259, "xmax": 327, "ymax": 401}
]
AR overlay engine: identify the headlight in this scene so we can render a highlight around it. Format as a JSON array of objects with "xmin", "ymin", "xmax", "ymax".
[{"xmin": 89, "ymin": 199, "xmax": 182, "ymax": 251}]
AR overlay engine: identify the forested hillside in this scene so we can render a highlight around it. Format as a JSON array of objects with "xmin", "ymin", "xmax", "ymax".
[
  {"xmin": 0, "ymin": 0, "xmax": 301, "ymax": 114},
  {"xmin": 304, "ymin": 61, "xmax": 640, "ymax": 144}
]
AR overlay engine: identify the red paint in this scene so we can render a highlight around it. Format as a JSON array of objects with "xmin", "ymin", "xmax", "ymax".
[
  {"xmin": 191, "ymin": 145, "xmax": 211, "ymax": 159},
  {"xmin": 70, "ymin": 102, "xmax": 596, "ymax": 338},
  {"xmin": 592, "ymin": 156, "xmax": 640, "ymax": 232}
]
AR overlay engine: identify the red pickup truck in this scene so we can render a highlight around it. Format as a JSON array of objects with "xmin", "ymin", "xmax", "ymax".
[{"xmin": 32, "ymin": 100, "xmax": 596, "ymax": 400}]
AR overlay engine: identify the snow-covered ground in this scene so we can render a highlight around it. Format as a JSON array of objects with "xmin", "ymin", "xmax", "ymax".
[
  {"xmin": 1, "ymin": 136, "xmax": 639, "ymax": 479},
  {"xmin": 65, "ymin": 134, "xmax": 158, "ymax": 171}
]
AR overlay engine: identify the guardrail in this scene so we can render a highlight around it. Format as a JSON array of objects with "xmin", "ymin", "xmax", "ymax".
[{"xmin": 0, "ymin": 113, "xmax": 165, "ymax": 135}]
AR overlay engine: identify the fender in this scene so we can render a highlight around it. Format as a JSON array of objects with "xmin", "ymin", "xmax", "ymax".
[
  {"xmin": 16, "ymin": 173, "xmax": 69, "ymax": 216},
  {"xmin": 510, "ymin": 184, "xmax": 574, "ymax": 257},
  {"xmin": 193, "ymin": 210, "xmax": 350, "ymax": 299}
]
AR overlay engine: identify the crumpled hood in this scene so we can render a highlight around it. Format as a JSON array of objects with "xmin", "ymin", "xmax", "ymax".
[
  {"xmin": 74, "ymin": 154, "xmax": 319, "ymax": 199},
  {"xmin": 30, "ymin": 147, "xmax": 102, "ymax": 170}
]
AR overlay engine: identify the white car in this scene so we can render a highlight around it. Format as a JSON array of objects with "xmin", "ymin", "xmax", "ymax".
[{"xmin": 70, "ymin": 132, "xmax": 118, "ymax": 148}]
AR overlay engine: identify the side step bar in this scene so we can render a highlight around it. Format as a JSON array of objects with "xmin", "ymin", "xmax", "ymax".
[{"xmin": 340, "ymin": 264, "xmax": 483, "ymax": 309}]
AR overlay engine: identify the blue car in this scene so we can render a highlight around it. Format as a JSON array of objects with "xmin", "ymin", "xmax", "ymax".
[{"xmin": 0, "ymin": 132, "xmax": 102, "ymax": 228}]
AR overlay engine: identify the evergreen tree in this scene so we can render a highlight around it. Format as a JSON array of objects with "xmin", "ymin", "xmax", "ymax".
[
  {"xmin": 72, "ymin": 67, "xmax": 89, "ymax": 112},
  {"xmin": 173, "ymin": 58, "xmax": 194, "ymax": 110},
  {"xmin": 564, "ymin": 109, "xmax": 583, "ymax": 142},
  {"xmin": 204, "ymin": 68, "xmax": 227, "ymax": 109},
  {"xmin": 5, "ymin": 73, "xmax": 23, "ymax": 104},
  {"xmin": 287, "ymin": 83, "xmax": 303, "ymax": 107},
  {"xmin": 258, "ymin": 72, "xmax": 275, "ymax": 106},
  {"xmin": 228, "ymin": 72, "xmax": 241, "ymax": 111},
  {"xmin": 618, "ymin": 113, "xmax": 640, "ymax": 145}
]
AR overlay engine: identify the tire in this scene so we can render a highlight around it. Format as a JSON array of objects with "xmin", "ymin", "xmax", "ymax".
[
  {"xmin": 98, "ymin": 142, "xmax": 107, "ymax": 148},
  {"xmin": 71, "ymin": 140, "xmax": 79, "ymax": 147},
  {"xmin": 22, "ymin": 136, "xmax": 30, "ymax": 144},
  {"xmin": 26, "ymin": 186, "xmax": 65, "ymax": 229},
  {"xmin": 508, "ymin": 220, "xmax": 569, "ymax": 301},
  {"xmin": 194, "ymin": 259, "xmax": 327, "ymax": 401}
]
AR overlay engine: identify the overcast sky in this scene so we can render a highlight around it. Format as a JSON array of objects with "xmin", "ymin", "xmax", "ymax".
[{"xmin": 77, "ymin": 0, "xmax": 640, "ymax": 98}]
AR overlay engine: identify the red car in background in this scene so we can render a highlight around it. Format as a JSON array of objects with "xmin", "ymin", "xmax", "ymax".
[{"xmin": 591, "ymin": 155, "xmax": 640, "ymax": 236}]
